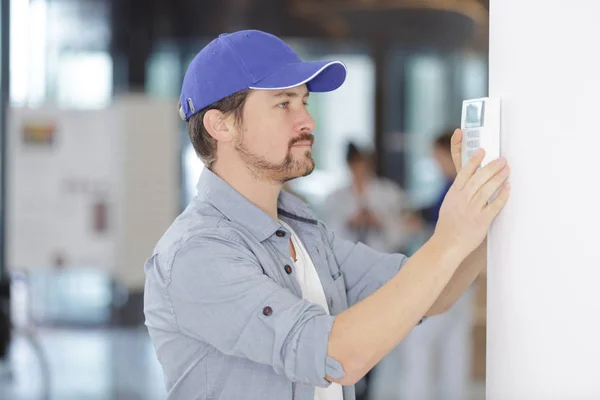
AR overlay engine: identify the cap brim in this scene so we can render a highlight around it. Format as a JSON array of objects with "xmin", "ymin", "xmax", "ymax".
[{"xmin": 249, "ymin": 60, "xmax": 347, "ymax": 92}]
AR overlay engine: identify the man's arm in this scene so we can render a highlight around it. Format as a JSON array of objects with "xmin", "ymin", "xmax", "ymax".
[
  {"xmin": 325, "ymin": 147, "xmax": 510, "ymax": 386},
  {"xmin": 424, "ymin": 128, "xmax": 495, "ymax": 316},
  {"xmin": 426, "ymin": 237, "xmax": 486, "ymax": 316},
  {"xmin": 161, "ymin": 230, "xmax": 346, "ymax": 387},
  {"xmin": 326, "ymin": 235, "xmax": 463, "ymax": 385}
]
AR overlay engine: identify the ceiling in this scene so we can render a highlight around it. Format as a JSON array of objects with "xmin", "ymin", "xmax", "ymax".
[
  {"xmin": 112, "ymin": 0, "xmax": 489, "ymax": 51},
  {"xmin": 290, "ymin": 0, "xmax": 489, "ymax": 50}
]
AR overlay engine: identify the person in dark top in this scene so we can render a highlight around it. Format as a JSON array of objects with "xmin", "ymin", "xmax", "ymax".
[{"xmin": 421, "ymin": 130, "xmax": 456, "ymax": 228}]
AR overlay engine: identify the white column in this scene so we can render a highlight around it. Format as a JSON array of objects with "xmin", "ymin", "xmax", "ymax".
[{"xmin": 487, "ymin": 1, "xmax": 600, "ymax": 399}]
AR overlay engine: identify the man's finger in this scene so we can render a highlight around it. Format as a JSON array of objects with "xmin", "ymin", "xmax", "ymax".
[
  {"xmin": 483, "ymin": 182, "xmax": 511, "ymax": 222},
  {"xmin": 450, "ymin": 128, "xmax": 463, "ymax": 173},
  {"xmin": 463, "ymin": 157, "xmax": 507, "ymax": 201},
  {"xmin": 471, "ymin": 165, "xmax": 510, "ymax": 209},
  {"xmin": 453, "ymin": 147, "xmax": 485, "ymax": 190}
]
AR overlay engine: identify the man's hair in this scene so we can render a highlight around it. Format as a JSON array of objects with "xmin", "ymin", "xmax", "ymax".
[
  {"xmin": 186, "ymin": 89, "xmax": 249, "ymax": 169},
  {"xmin": 434, "ymin": 129, "xmax": 454, "ymax": 152}
]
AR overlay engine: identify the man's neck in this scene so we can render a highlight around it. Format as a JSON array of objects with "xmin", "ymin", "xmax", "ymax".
[{"xmin": 211, "ymin": 160, "xmax": 282, "ymax": 221}]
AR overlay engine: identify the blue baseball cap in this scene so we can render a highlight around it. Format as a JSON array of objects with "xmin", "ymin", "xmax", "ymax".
[{"xmin": 179, "ymin": 29, "xmax": 347, "ymax": 121}]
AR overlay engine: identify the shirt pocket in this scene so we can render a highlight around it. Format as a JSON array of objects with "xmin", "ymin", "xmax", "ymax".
[
  {"xmin": 322, "ymin": 243, "xmax": 343, "ymax": 282},
  {"xmin": 331, "ymin": 272, "xmax": 348, "ymax": 310}
]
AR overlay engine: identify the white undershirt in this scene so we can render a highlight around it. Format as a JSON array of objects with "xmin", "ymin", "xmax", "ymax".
[{"xmin": 279, "ymin": 220, "xmax": 344, "ymax": 400}]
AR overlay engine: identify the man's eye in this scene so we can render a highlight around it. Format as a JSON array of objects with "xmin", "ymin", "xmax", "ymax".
[{"xmin": 278, "ymin": 102, "xmax": 289, "ymax": 109}]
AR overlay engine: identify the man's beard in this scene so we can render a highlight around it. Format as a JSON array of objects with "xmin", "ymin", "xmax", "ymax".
[{"xmin": 234, "ymin": 130, "xmax": 315, "ymax": 184}]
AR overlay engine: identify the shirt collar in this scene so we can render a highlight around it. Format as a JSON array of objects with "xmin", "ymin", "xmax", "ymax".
[{"xmin": 196, "ymin": 168, "xmax": 318, "ymax": 242}]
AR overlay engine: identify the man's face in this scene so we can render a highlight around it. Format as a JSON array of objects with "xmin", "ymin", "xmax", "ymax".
[{"xmin": 232, "ymin": 85, "xmax": 316, "ymax": 184}]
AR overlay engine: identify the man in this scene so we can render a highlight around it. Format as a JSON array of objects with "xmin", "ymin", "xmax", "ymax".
[{"xmin": 143, "ymin": 29, "xmax": 511, "ymax": 400}]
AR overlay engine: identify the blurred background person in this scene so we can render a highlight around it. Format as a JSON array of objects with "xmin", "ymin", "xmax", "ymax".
[
  {"xmin": 323, "ymin": 142, "xmax": 418, "ymax": 255},
  {"xmin": 419, "ymin": 131, "xmax": 458, "ymax": 234}
]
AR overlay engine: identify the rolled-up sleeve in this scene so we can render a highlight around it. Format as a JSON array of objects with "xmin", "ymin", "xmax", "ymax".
[
  {"xmin": 321, "ymin": 222, "xmax": 409, "ymax": 307},
  {"xmin": 165, "ymin": 230, "xmax": 345, "ymax": 386}
]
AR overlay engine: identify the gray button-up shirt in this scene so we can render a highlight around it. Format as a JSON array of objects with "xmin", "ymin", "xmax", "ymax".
[{"xmin": 144, "ymin": 168, "xmax": 408, "ymax": 400}]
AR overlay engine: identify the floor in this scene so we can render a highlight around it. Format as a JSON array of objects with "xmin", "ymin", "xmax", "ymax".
[
  {"xmin": 0, "ymin": 327, "xmax": 166, "ymax": 400},
  {"xmin": 0, "ymin": 326, "xmax": 486, "ymax": 400}
]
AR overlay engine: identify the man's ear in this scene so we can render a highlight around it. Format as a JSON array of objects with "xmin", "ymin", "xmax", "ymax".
[{"xmin": 203, "ymin": 110, "xmax": 234, "ymax": 142}]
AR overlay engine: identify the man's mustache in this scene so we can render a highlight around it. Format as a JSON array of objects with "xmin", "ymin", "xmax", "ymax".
[{"xmin": 289, "ymin": 133, "xmax": 314, "ymax": 148}]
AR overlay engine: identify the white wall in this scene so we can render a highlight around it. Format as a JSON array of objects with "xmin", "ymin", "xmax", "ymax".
[{"xmin": 487, "ymin": 1, "xmax": 600, "ymax": 398}]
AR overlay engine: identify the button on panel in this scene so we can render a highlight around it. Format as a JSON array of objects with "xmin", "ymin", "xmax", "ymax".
[{"xmin": 467, "ymin": 139, "xmax": 480, "ymax": 148}]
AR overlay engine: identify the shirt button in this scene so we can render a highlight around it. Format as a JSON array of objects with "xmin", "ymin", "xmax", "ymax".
[
  {"xmin": 262, "ymin": 306, "xmax": 273, "ymax": 316},
  {"xmin": 275, "ymin": 230, "xmax": 286, "ymax": 238},
  {"xmin": 284, "ymin": 265, "xmax": 292, "ymax": 274}
]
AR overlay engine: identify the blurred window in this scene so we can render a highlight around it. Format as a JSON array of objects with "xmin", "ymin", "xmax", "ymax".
[
  {"xmin": 404, "ymin": 52, "xmax": 487, "ymax": 208},
  {"xmin": 10, "ymin": 0, "xmax": 112, "ymax": 107}
]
